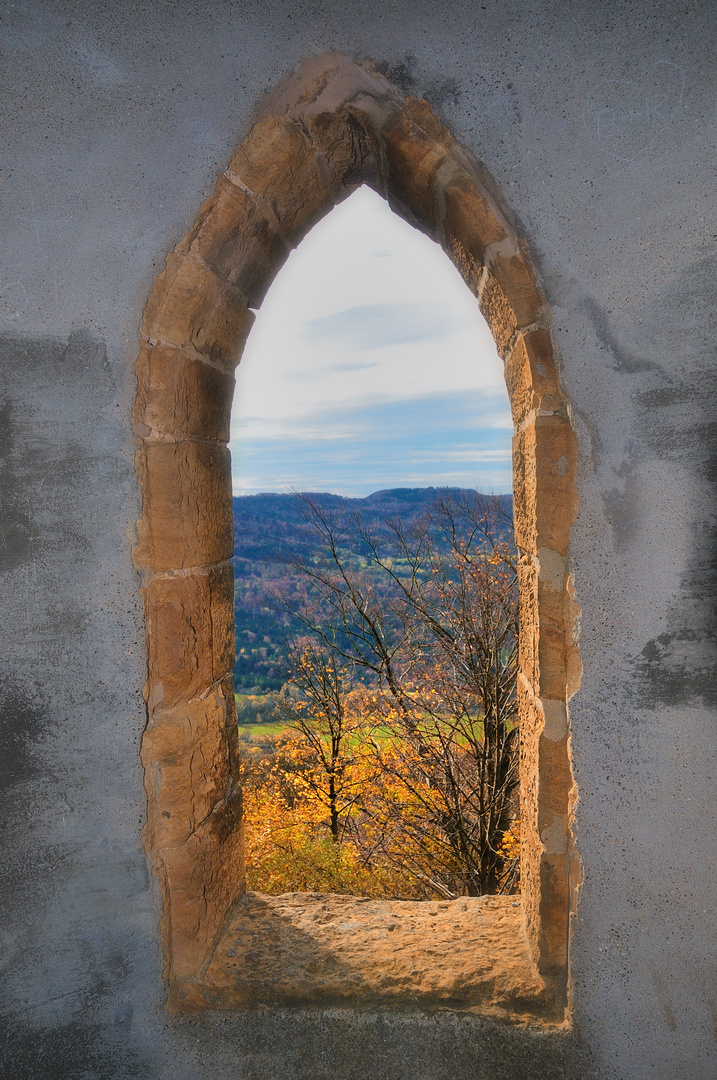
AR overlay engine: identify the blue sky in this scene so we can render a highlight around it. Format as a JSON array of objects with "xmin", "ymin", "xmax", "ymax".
[{"xmin": 230, "ymin": 186, "xmax": 512, "ymax": 497}]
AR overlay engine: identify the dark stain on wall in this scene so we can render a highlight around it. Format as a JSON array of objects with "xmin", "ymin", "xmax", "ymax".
[
  {"xmin": 0, "ymin": 677, "xmax": 47, "ymax": 789},
  {"xmin": 580, "ymin": 296, "xmax": 662, "ymax": 375},
  {"xmin": 0, "ymin": 331, "xmax": 120, "ymax": 573},
  {"xmin": 601, "ymin": 442, "xmax": 644, "ymax": 553},
  {"xmin": 0, "ymin": 396, "xmax": 38, "ymax": 571},
  {"xmin": 0, "ymin": 1009, "xmax": 147, "ymax": 1080},
  {"xmin": 628, "ymin": 253, "xmax": 717, "ymax": 706},
  {"xmin": 636, "ymin": 630, "xmax": 717, "ymax": 707}
]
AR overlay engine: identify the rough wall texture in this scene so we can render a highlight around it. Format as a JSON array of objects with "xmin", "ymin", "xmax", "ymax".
[{"xmin": 1, "ymin": 1, "xmax": 715, "ymax": 1078}]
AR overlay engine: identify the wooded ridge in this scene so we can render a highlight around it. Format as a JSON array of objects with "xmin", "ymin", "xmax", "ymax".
[{"xmin": 232, "ymin": 488, "xmax": 513, "ymax": 693}]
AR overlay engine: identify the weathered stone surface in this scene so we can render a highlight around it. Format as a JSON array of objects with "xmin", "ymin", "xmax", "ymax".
[
  {"xmin": 538, "ymin": 852, "xmax": 572, "ymax": 978},
  {"xmin": 302, "ymin": 106, "xmax": 382, "ymax": 194},
  {"xmin": 504, "ymin": 329, "xmax": 566, "ymax": 427},
  {"xmin": 538, "ymin": 736, "xmax": 573, "ymax": 818},
  {"xmin": 253, "ymin": 51, "xmax": 401, "ymax": 129},
  {"xmin": 512, "ymin": 424, "xmax": 538, "ymax": 556},
  {"xmin": 540, "ymin": 698, "xmax": 569, "ymax": 743},
  {"xmin": 446, "ymin": 235, "xmax": 483, "ymax": 294},
  {"xmin": 479, "ymin": 272, "xmax": 518, "ymax": 356},
  {"xmin": 184, "ymin": 892, "xmax": 552, "ymax": 1021},
  {"xmin": 135, "ymin": 441, "xmax": 233, "ymax": 571},
  {"xmin": 176, "ymin": 173, "xmax": 288, "ymax": 306},
  {"xmin": 161, "ymin": 785, "xmax": 245, "ymax": 982},
  {"xmin": 514, "ymin": 414, "xmax": 578, "ymax": 558},
  {"xmin": 143, "ymin": 562, "xmax": 235, "ymax": 708},
  {"xmin": 488, "ymin": 248, "xmax": 544, "ymax": 329},
  {"xmin": 517, "ymin": 555, "xmax": 539, "ymax": 690},
  {"xmin": 518, "ymin": 681, "xmax": 542, "ymax": 979},
  {"xmin": 228, "ymin": 116, "xmax": 329, "ymax": 241},
  {"xmin": 141, "ymin": 252, "xmax": 254, "ymax": 365},
  {"xmin": 402, "ymin": 96, "xmax": 453, "ymax": 145},
  {"xmin": 134, "ymin": 341, "xmax": 235, "ymax": 443},
  {"xmin": 383, "ymin": 98, "xmax": 452, "ymax": 232},
  {"xmin": 536, "ymin": 581, "xmax": 571, "ymax": 701},
  {"xmin": 533, "ymin": 414, "xmax": 579, "ymax": 556},
  {"xmin": 142, "ymin": 676, "xmax": 237, "ymax": 850},
  {"xmin": 441, "ymin": 167, "xmax": 508, "ymax": 266},
  {"xmin": 139, "ymin": 669, "xmax": 244, "ymax": 984}
]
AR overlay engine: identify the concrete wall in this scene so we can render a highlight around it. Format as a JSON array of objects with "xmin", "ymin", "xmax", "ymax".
[{"xmin": 1, "ymin": 1, "xmax": 715, "ymax": 1076}]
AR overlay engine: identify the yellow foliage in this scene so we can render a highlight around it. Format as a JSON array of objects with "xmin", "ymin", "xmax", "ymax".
[
  {"xmin": 239, "ymin": 732, "xmax": 428, "ymax": 897},
  {"xmin": 239, "ymin": 724, "xmax": 521, "ymax": 899}
]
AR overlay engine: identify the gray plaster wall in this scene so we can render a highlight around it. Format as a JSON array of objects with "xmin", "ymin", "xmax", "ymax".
[{"xmin": 1, "ymin": 1, "xmax": 715, "ymax": 1077}]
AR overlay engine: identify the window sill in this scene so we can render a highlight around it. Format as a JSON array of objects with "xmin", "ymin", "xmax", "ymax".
[{"xmin": 169, "ymin": 891, "xmax": 561, "ymax": 1026}]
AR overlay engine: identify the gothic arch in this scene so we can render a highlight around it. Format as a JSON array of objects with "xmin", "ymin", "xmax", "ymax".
[{"xmin": 133, "ymin": 53, "xmax": 581, "ymax": 1014}]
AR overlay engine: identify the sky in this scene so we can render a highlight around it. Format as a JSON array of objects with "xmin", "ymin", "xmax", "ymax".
[{"xmin": 229, "ymin": 185, "xmax": 512, "ymax": 497}]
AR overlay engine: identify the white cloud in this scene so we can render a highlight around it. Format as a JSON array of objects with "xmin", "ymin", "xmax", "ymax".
[
  {"xmin": 302, "ymin": 301, "xmax": 469, "ymax": 350},
  {"xmin": 230, "ymin": 186, "xmax": 512, "ymax": 495}
]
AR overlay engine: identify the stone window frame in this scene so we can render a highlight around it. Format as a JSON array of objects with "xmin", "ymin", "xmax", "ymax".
[{"xmin": 133, "ymin": 53, "xmax": 581, "ymax": 1019}]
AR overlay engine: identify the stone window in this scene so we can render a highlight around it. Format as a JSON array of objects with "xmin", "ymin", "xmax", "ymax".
[{"xmin": 133, "ymin": 53, "xmax": 581, "ymax": 1023}]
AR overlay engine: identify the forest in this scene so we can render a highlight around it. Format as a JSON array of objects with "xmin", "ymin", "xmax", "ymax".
[{"xmin": 232, "ymin": 488, "xmax": 519, "ymax": 901}]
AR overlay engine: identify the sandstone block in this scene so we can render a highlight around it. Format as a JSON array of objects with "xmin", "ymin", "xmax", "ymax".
[
  {"xmin": 143, "ymin": 561, "xmax": 235, "ymax": 709},
  {"xmin": 302, "ymin": 106, "xmax": 382, "ymax": 193},
  {"xmin": 228, "ymin": 116, "xmax": 329, "ymax": 241},
  {"xmin": 194, "ymin": 891, "xmax": 547, "ymax": 1015},
  {"xmin": 538, "ymin": 736, "xmax": 572, "ymax": 818},
  {"xmin": 142, "ymin": 682, "xmax": 236, "ymax": 852},
  {"xmin": 134, "ymin": 342, "xmax": 235, "ymax": 443},
  {"xmin": 537, "ymin": 590, "xmax": 570, "ymax": 701},
  {"xmin": 538, "ymin": 852, "xmax": 571, "ymax": 975},
  {"xmin": 504, "ymin": 329, "xmax": 566, "ymax": 427},
  {"xmin": 533, "ymin": 414, "xmax": 579, "ymax": 555},
  {"xmin": 518, "ymin": 681, "xmax": 541, "ymax": 889},
  {"xmin": 383, "ymin": 98, "xmax": 452, "ymax": 232},
  {"xmin": 141, "ymin": 252, "xmax": 254, "ymax": 366},
  {"xmin": 479, "ymin": 272, "xmax": 518, "ymax": 357},
  {"xmin": 176, "ymin": 173, "xmax": 287, "ymax": 306},
  {"xmin": 488, "ymin": 248, "xmax": 544, "ymax": 328},
  {"xmin": 513, "ymin": 414, "xmax": 579, "ymax": 558},
  {"xmin": 519, "ymin": 734, "xmax": 542, "ymax": 969},
  {"xmin": 446, "ymin": 235, "xmax": 483, "ymax": 295},
  {"xmin": 402, "ymin": 96, "xmax": 453, "ymax": 143},
  {"xmin": 540, "ymin": 698, "xmax": 569, "ymax": 743},
  {"xmin": 512, "ymin": 425, "xmax": 538, "ymax": 555},
  {"xmin": 161, "ymin": 786, "xmax": 245, "ymax": 982},
  {"xmin": 221, "ymin": 672, "xmax": 242, "ymax": 787},
  {"xmin": 517, "ymin": 555, "xmax": 539, "ymax": 690},
  {"xmin": 135, "ymin": 441, "xmax": 233, "ymax": 572},
  {"xmin": 442, "ymin": 168, "xmax": 507, "ymax": 266}
]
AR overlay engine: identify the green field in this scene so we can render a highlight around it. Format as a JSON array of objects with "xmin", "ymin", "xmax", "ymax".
[
  {"xmin": 235, "ymin": 692, "xmax": 287, "ymax": 741},
  {"xmin": 234, "ymin": 694, "xmax": 481, "ymax": 749},
  {"xmin": 236, "ymin": 719, "xmax": 290, "ymax": 742}
]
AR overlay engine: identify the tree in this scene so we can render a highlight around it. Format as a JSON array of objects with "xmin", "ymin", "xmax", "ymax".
[
  {"xmin": 275, "ymin": 491, "xmax": 520, "ymax": 897},
  {"xmin": 277, "ymin": 638, "xmax": 371, "ymax": 842}
]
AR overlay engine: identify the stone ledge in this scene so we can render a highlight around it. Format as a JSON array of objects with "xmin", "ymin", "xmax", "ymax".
[{"xmin": 170, "ymin": 892, "xmax": 559, "ymax": 1025}]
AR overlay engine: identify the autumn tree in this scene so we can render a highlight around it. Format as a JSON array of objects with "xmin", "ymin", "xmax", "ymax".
[
  {"xmin": 277, "ymin": 490, "xmax": 520, "ymax": 897},
  {"xmin": 277, "ymin": 639, "xmax": 371, "ymax": 842}
]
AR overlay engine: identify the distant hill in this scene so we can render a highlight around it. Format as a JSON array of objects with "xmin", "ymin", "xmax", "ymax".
[{"xmin": 232, "ymin": 488, "xmax": 513, "ymax": 693}]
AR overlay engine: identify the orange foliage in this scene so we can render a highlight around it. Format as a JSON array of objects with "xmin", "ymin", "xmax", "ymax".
[{"xmin": 239, "ymin": 730, "xmax": 430, "ymax": 897}]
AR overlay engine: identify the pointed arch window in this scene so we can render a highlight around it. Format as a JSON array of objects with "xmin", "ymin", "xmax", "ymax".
[{"xmin": 133, "ymin": 54, "xmax": 580, "ymax": 1022}]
